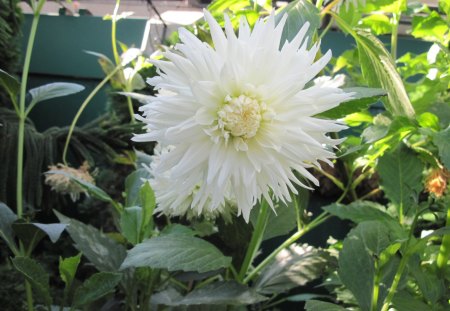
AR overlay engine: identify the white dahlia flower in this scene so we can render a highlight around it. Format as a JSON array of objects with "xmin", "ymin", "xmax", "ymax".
[
  {"xmin": 144, "ymin": 144, "xmax": 235, "ymax": 221},
  {"xmin": 134, "ymin": 10, "xmax": 352, "ymax": 222}
]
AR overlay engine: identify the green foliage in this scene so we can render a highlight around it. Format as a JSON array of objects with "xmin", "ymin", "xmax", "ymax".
[
  {"xmin": 121, "ymin": 234, "xmax": 232, "ymax": 273},
  {"xmin": 72, "ymin": 272, "xmax": 122, "ymax": 307},
  {"xmin": 12, "ymin": 257, "xmax": 52, "ymax": 307},
  {"xmin": 433, "ymin": 127, "xmax": 450, "ymax": 169},
  {"xmin": 12, "ymin": 221, "xmax": 67, "ymax": 252},
  {"xmin": 59, "ymin": 253, "xmax": 81, "ymax": 287},
  {"xmin": 377, "ymin": 144, "xmax": 424, "ymax": 215},
  {"xmin": 55, "ymin": 211, "xmax": 127, "ymax": 272},
  {"xmin": 0, "ymin": 69, "xmax": 20, "ymax": 99},
  {"xmin": 275, "ymin": 0, "xmax": 320, "ymax": 46},
  {"xmin": 0, "ymin": 202, "xmax": 18, "ymax": 252},
  {"xmin": 152, "ymin": 281, "xmax": 266, "ymax": 306},
  {"xmin": 305, "ymin": 300, "xmax": 346, "ymax": 311}
]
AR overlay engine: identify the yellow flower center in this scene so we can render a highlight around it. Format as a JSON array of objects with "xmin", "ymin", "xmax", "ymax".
[{"xmin": 218, "ymin": 94, "xmax": 271, "ymax": 139}]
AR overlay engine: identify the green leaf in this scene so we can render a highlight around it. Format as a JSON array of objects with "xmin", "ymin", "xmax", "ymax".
[
  {"xmin": 152, "ymin": 281, "xmax": 266, "ymax": 306},
  {"xmin": 0, "ymin": 202, "xmax": 18, "ymax": 252},
  {"xmin": 46, "ymin": 170, "xmax": 113, "ymax": 203},
  {"xmin": 391, "ymin": 290, "xmax": 431, "ymax": 311},
  {"xmin": 377, "ymin": 144, "xmax": 424, "ymax": 212},
  {"xmin": 59, "ymin": 253, "xmax": 82, "ymax": 287},
  {"xmin": 360, "ymin": 14, "xmax": 392, "ymax": 35},
  {"xmin": 433, "ymin": 127, "xmax": 450, "ymax": 169},
  {"xmin": 160, "ymin": 224, "xmax": 197, "ymax": 236},
  {"xmin": 338, "ymin": 221, "xmax": 393, "ymax": 311},
  {"xmin": 12, "ymin": 222, "xmax": 67, "ymax": 252},
  {"xmin": 412, "ymin": 11, "xmax": 448, "ymax": 44},
  {"xmin": 323, "ymin": 202, "xmax": 407, "ymax": 241},
  {"xmin": 12, "ymin": 257, "xmax": 52, "ymax": 307},
  {"xmin": 409, "ymin": 255, "xmax": 445, "ymax": 304},
  {"xmin": 334, "ymin": 16, "xmax": 415, "ymax": 118},
  {"xmin": 120, "ymin": 206, "xmax": 143, "ymax": 245},
  {"xmin": 276, "ymin": 0, "xmax": 320, "ymax": 46},
  {"xmin": 121, "ymin": 234, "xmax": 232, "ymax": 273},
  {"xmin": 73, "ymin": 272, "xmax": 122, "ymax": 307},
  {"xmin": 254, "ymin": 244, "xmax": 328, "ymax": 294},
  {"xmin": 140, "ymin": 181, "xmax": 155, "ymax": 230},
  {"xmin": 305, "ymin": 300, "xmax": 346, "ymax": 311},
  {"xmin": 319, "ymin": 87, "xmax": 386, "ymax": 119},
  {"xmin": 55, "ymin": 211, "xmax": 127, "ymax": 272},
  {"xmin": 0, "ymin": 69, "xmax": 20, "ymax": 98},
  {"xmin": 354, "ymin": 29, "xmax": 415, "ymax": 118},
  {"xmin": 28, "ymin": 82, "xmax": 85, "ymax": 106},
  {"xmin": 417, "ymin": 112, "xmax": 440, "ymax": 131},
  {"xmin": 124, "ymin": 168, "xmax": 151, "ymax": 207}
]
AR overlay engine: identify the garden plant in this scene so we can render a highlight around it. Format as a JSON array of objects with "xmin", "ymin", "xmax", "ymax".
[{"xmin": 0, "ymin": 0, "xmax": 449, "ymax": 310}]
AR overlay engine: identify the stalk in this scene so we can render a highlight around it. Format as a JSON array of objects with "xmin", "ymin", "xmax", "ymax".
[
  {"xmin": 238, "ymin": 199, "xmax": 270, "ymax": 281},
  {"xmin": 243, "ymin": 212, "xmax": 330, "ymax": 284},
  {"xmin": 62, "ymin": 65, "xmax": 122, "ymax": 165},
  {"xmin": 111, "ymin": 0, "xmax": 121, "ymax": 66},
  {"xmin": 380, "ymin": 253, "xmax": 408, "ymax": 311},
  {"xmin": 436, "ymin": 204, "xmax": 450, "ymax": 271},
  {"xmin": 370, "ymin": 260, "xmax": 381, "ymax": 311},
  {"xmin": 16, "ymin": 0, "xmax": 46, "ymax": 218},
  {"xmin": 390, "ymin": 13, "xmax": 400, "ymax": 60}
]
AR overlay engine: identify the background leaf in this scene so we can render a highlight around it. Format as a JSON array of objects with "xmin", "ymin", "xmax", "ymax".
[
  {"xmin": 377, "ymin": 144, "xmax": 424, "ymax": 214},
  {"xmin": 152, "ymin": 281, "xmax": 266, "ymax": 306},
  {"xmin": 55, "ymin": 211, "xmax": 127, "ymax": 272},
  {"xmin": 120, "ymin": 206, "xmax": 143, "ymax": 245},
  {"xmin": 433, "ymin": 127, "xmax": 450, "ymax": 169},
  {"xmin": 318, "ymin": 88, "xmax": 386, "ymax": 119},
  {"xmin": 0, "ymin": 202, "xmax": 17, "ymax": 251},
  {"xmin": 73, "ymin": 272, "xmax": 122, "ymax": 307},
  {"xmin": 0, "ymin": 68, "xmax": 20, "ymax": 98},
  {"xmin": 276, "ymin": 0, "xmax": 320, "ymax": 46},
  {"xmin": 121, "ymin": 234, "xmax": 231, "ymax": 273},
  {"xmin": 59, "ymin": 253, "xmax": 82, "ymax": 287},
  {"xmin": 12, "ymin": 257, "xmax": 52, "ymax": 307},
  {"xmin": 305, "ymin": 300, "xmax": 346, "ymax": 311},
  {"xmin": 28, "ymin": 82, "xmax": 85, "ymax": 106},
  {"xmin": 254, "ymin": 244, "xmax": 329, "ymax": 295}
]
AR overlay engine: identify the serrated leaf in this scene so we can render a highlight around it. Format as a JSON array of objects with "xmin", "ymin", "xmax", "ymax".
[
  {"xmin": 276, "ymin": 0, "xmax": 320, "ymax": 46},
  {"xmin": 120, "ymin": 206, "xmax": 143, "ymax": 245},
  {"xmin": 73, "ymin": 272, "xmax": 122, "ymax": 307},
  {"xmin": 254, "ymin": 244, "xmax": 328, "ymax": 294},
  {"xmin": 433, "ymin": 127, "xmax": 450, "ymax": 169},
  {"xmin": 412, "ymin": 12, "xmax": 448, "ymax": 44},
  {"xmin": 305, "ymin": 300, "xmax": 346, "ymax": 311},
  {"xmin": 360, "ymin": 14, "xmax": 392, "ymax": 35},
  {"xmin": 377, "ymin": 145, "xmax": 424, "ymax": 213},
  {"xmin": 339, "ymin": 221, "xmax": 398, "ymax": 311},
  {"xmin": 0, "ymin": 69, "xmax": 20, "ymax": 98},
  {"xmin": 12, "ymin": 257, "xmax": 52, "ymax": 307},
  {"xmin": 59, "ymin": 253, "xmax": 82, "ymax": 287},
  {"xmin": 0, "ymin": 202, "xmax": 18, "ymax": 251},
  {"xmin": 121, "ymin": 234, "xmax": 231, "ymax": 273},
  {"xmin": 335, "ymin": 16, "xmax": 415, "ymax": 118},
  {"xmin": 391, "ymin": 290, "xmax": 432, "ymax": 311},
  {"xmin": 28, "ymin": 82, "xmax": 85, "ymax": 106},
  {"xmin": 55, "ymin": 211, "xmax": 127, "ymax": 272},
  {"xmin": 152, "ymin": 281, "xmax": 266, "ymax": 306},
  {"xmin": 318, "ymin": 87, "xmax": 386, "ymax": 119}
]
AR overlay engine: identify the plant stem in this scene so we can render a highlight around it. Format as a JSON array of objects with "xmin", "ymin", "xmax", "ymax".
[
  {"xmin": 25, "ymin": 281, "xmax": 34, "ymax": 311},
  {"xmin": 370, "ymin": 260, "xmax": 381, "ymax": 311},
  {"xmin": 380, "ymin": 252, "xmax": 408, "ymax": 311},
  {"xmin": 16, "ymin": 0, "xmax": 45, "ymax": 218},
  {"xmin": 314, "ymin": 167, "xmax": 345, "ymax": 191},
  {"xmin": 62, "ymin": 65, "xmax": 122, "ymax": 165},
  {"xmin": 111, "ymin": 0, "xmax": 121, "ymax": 66},
  {"xmin": 320, "ymin": 0, "xmax": 341, "ymax": 16},
  {"xmin": 316, "ymin": 0, "xmax": 325, "ymax": 9},
  {"xmin": 238, "ymin": 199, "xmax": 270, "ymax": 281},
  {"xmin": 436, "ymin": 203, "xmax": 450, "ymax": 271},
  {"xmin": 243, "ymin": 212, "xmax": 330, "ymax": 284},
  {"xmin": 391, "ymin": 13, "xmax": 400, "ymax": 60}
]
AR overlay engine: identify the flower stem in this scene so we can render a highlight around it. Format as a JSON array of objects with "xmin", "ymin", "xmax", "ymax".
[
  {"xmin": 436, "ymin": 203, "xmax": 450, "ymax": 271},
  {"xmin": 111, "ymin": 0, "xmax": 121, "ymax": 66},
  {"xmin": 320, "ymin": 0, "xmax": 341, "ymax": 16},
  {"xmin": 370, "ymin": 260, "xmax": 381, "ymax": 311},
  {"xmin": 62, "ymin": 65, "xmax": 122, "ymax": 165},
  {"xmin": 16, "ymin": 0, "xmax": 46, "ymax": 218},
  {"xmin": 243, "ymin": 212, "xmax": 330, "ymax": 284},
  {"xmin": 380, "ymin": 252, "xmax": 408, "ymax": 311},
  {"xmin": 390, "ymin": 13, "xmax": 400, "ymax": 60},
  {"xmin": 238, "ymin": 199, "xmax": 270, "ymax": 282},
  {"xmin": 25, "ymin": 281, "xmax": 34, "ymax": 311}
]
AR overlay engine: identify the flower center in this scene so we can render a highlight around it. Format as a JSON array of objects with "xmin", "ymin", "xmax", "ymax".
[{"xmin": 217, "ymin": 95, "xmax": 264, "ymax": 139}]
